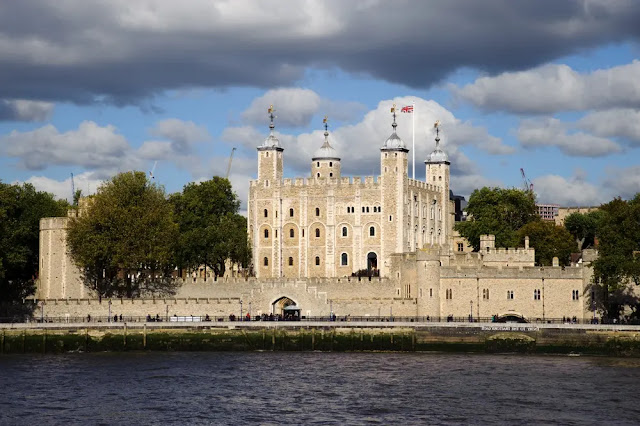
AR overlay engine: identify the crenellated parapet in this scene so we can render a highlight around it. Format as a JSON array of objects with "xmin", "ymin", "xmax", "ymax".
[
  {"xmin": 407, "ymin": 178, "xmax": 441, "ymax": 192},
  {"xmin": 440, "ymin": 265, "xmax": 585, "ymax": 279}
]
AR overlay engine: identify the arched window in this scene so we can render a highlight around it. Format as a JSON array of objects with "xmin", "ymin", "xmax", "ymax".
[
  {"xmin": 263, "ymin": 257, "xmax": 268, "ymax": 266},
  {"xmin": 329, "ymin": 172, "xmax": 333, "ymax": 177},
  {"xmin": 317, "ymin": 161, "xmax": 320, "ymax": 167},
  {"xmin": 315, "ymin": 256, "xmax": 320, "ymax": 266},
  {"xmin": 329, "ymin": 161, "xmax": 333, "ymax": 167},
  {"xmin": 341, "ymin": 253, "xmax": 348, "ymax": 266},
  {"xmin": 289, "ymin": 208, "xmax": 294, "ymax": 217},
  {"xmin": 317, "ymin": 173, "xmax": 320, "ymax": 178},
  {"xmin": 288, "ymin": 257, "xmax": 293, "ymax": 266},
  {"xmin": 264, "ymin": 229, "xmax": 269, "ymax": 238},
  {"xmin": 369, "ymin": 226, "xmax": 375, "ymax": 237},
  {"xmin": 315, "ymin": 228, "xmax": 320, "ymax": 238},
  {"xmin": 289, "ymin": 229, "xmax": 294, "ymax": 238},
  {"xmin": 315, "ymin": 207, "xmax": 320, "ymax": 216},
  {"xmin": 342, "ymin": 226, "xmax": 348, "ymax": 237},
  {"xmin": 264, "ymin": 209, "xmax": 268, "ymax": 218}
]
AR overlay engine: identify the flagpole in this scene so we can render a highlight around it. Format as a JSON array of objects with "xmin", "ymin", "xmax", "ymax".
[{"xmin": 412, "ymin": 101, "xmax": 415, "ymax": 180}]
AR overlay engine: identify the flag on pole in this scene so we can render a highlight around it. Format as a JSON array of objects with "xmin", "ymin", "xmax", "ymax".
[{"xmin": 401, "ymin": 105, "xmax": 414, "ymax": 113}]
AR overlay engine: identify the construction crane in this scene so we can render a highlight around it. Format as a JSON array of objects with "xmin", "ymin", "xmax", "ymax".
[
  {"xmin": 520, "ymin": 168, "xmax": 534, "ymax": 192},
  {"xmin": 225, "ymin": 147, "xmax": 236, "ymax": 179},
  {"xmin": 149, "ymin": 161, "xmax": 158, "ymax": 179}
]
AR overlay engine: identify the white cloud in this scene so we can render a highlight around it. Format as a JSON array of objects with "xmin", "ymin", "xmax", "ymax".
[
  {"xmin": 149, "ymin": 118, "xmax": 210, "ymax": 153},
  {"xmin": 454, "ymin": 61, "xmax": 640, "ymax": 114},
  {"xmin": 241, "ymin": 88, "xmax": 366, "ymax": 128},
  {"xmin": 603, "ymin": 165, "xmax": 640, "ymax": 200},
  {"xmin": 532, "ymin": 173, "xmax": 603, "ymax": 206},
  {"xmin": 517, "ymin": 117, "xmax": 622, "ymax": 157},
  {"xmin": 0, "ymin": 121, "xmax": 141, "ymax": 171},
  {"xmin": 450, "ymin": 174, "xmax": 502, "ymax": 199},
  {"xmin": 0, "ymin": 99, "xmax": 54, "ymax": 121},
  {"xmin": 578, "ymin": 109, "xmax": 640, "ymax": 146},
  {"xmin": 25, "ymin": 172, "xmax": 104, "ymax": 202}
]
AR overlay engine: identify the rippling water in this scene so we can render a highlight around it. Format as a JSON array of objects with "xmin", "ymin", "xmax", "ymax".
[{"xmin": 1, "ymin": 352, "xmax": 639, "ymax": 425}]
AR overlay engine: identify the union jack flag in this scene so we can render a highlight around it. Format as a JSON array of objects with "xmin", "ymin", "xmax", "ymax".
[{"xmin": 401, "ymin": 105, "xmax": 414, "ymax": 113}]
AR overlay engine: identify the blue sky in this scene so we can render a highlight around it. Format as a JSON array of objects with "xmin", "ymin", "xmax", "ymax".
[{"xmin": 1, "ymin": 1, "xmax": 640, "ymax": 212}]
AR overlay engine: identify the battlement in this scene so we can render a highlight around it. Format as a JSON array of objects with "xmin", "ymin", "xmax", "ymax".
[
  {"xmin": 441, "ymin": 264, "xmax": 585, "ymax": 279},
  {"xmin": 40, "ymin": 216, "xmax": 71, "ymax": 231},
  {"xmin": 252, "ymin": 176, "xmax": 381, "ymax": 188},
  {"xmin": 408, "ymin": 178, "xmax": 441, "ymax": 192}
]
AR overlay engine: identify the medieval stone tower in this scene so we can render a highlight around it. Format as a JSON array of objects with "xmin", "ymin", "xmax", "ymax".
[{"xmin": 247, "ymin": 104, "xmax": 452, "ymax": 279}]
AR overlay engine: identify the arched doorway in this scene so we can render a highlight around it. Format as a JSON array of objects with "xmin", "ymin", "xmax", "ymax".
[
  {"xmin": 272, "ymin": 296, "xmax": 299, "ymax": 318},
  {"xmin": 367, "ymin": 252, "xmax": 378, "ymax": 276}
]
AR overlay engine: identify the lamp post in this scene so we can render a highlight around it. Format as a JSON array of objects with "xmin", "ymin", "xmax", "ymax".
[
  {"xmin": 249, "ymin": 302, "xmax": 252, "ymax": 320},
  {"xmin": 240, "ymin": 300, "xmax": 243, "ymax": 321},
  {"xmin": 166, "ymin": 304, "xmax": 169, "ymax": 322},
  {"xmin": 40, "ymin": 300, "xmax": 45, "ymax": 323},
  {"xmin": 470, "ymin": 300, "xmax": 473, "ymax": 322},
  {"xmin": 330, "ymin": 300, "xmax": 333, "ymax": 321},
  {"xmin": 108, "ymin": 300, "xmax": 112, "ymax": 323}
]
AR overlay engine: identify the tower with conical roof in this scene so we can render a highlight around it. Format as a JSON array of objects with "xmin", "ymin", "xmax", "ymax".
[
  {"xmin": 425, "ymin": 121, "xmax": 450, "ymax": 245},
  {"xmin": 257, "ymin": 105, "xmax": 284, "ymax": 185},
  {"xmin": 311, "ymin": 116, "xmax": 341, "ymax": 179},
  {"xmin": 380, "ymin": 105, "xmax": 409, "ymax": 260},
  {"xmin": 252, "ymin": 105, "xmax": 284, "ymax": 278}
]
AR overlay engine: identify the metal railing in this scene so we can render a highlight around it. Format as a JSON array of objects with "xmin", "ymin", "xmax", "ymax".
[{"xmin": 2, "ymin": 315, "xmax": 637, "ymax": 325}]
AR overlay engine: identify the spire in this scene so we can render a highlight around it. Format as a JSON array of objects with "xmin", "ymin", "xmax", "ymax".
[
  {"xmin": 381, "ymin": 103, "xmax": 407, "ymax": 151},
  {"xmin": 313, "ymin": 115, "xmax": 340, "ymax": 160},
  {"xmin": 261, "ymin": 104, "xmax": 280, "ymax": 148},
  {"xmin": 391, "ymin": 104, "xmax": 398, "ymax": 132},
  {"xmin": 426, "ymin": 120, "xmax": 449, "ymax": 163}
]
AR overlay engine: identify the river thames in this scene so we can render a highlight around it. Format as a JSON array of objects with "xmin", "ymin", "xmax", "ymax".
[{"xmin": 1, "ymin": 352, "xmax": 639, "ymax": 425}]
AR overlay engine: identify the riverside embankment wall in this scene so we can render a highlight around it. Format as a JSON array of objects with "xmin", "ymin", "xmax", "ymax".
[{"xmin": 2, "ymin": 322, "xmax": 640, "ymax": 357}]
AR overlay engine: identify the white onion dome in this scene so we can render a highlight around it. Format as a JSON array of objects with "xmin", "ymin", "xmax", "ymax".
[
  {"xmin": 426, "ymin": 136, "xmax": 449, "ymax": 163},
  {"xmin": 381, "ymin": 115, "xmax": 408, "ymax": 151},
  {"xmin": 312, "ymin": 130, "xmax": 340, "ymax": 160},
  {"xmin": 261, "ymin": 123, "xmax": 280, "ymax": 148}
]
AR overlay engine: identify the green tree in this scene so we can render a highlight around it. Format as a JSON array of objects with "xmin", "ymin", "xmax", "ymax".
[
  {"xmin": 455, "ymin": 187, "xmax": 538, "ymax": 250},
  {"xmin": 67, "ymin": 172, "xmax": 179, "ymax": 299},
  {"xmin": 0, "ymin": 182, "xmax": 68, "ymax": 318},
  {"xmin": 171, "ymin": 177, "xmax": 250, "ymax": 277},
  {"xmin": 517, "ymin": 220, "xmax": 575, "ymax": 266},
  {"xmin": 590, "ymin": 195, "xmax": 640, "ymax": 320},
  {"xmin": 563, "ymin": 210, "xmax": 603, "ymax": 251}
]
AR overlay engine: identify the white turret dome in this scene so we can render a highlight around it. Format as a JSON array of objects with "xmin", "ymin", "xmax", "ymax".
[
  {"xmin": 312, "ymin": 131, "xmax": 340, "ymax": 160},
  {"xmin": 426, "ymin": 136, "xmax": 449, "ymax": 163}
]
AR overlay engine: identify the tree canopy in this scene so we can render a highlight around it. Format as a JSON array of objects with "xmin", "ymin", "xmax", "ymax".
[
  {"xmin": 455, "ymin": 187, "xmax": 538, "ymax": 250},
  {"xmin": 0, "ymin": 182, "xmax": 68, "ymax": 318},
  {"xmin": 518, "ymin": 220, "xmax": 575, "ymax": 266},
  {"xmin": 170, "ymin": 177, "xmax": 250, "ymax": 277},
  {"xmin": 590, "ymin": 195, "xmax": 640, "ymax": 320},
  {"xmin": 564, "ymin": 210, "xmax": 604, "ymax": 252},
  {"xmin": 67, "ymin": 172, "xmax": 179, "ymax": 299}
]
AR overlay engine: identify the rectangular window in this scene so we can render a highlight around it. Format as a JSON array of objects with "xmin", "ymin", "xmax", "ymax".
[{"xmin": 507, "ymin": 290, "xmax": 514, "ymax": 300}]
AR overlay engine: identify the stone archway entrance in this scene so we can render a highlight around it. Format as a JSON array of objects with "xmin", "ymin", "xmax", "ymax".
[
  {"xmin": 367, "ymin": 252, "xmax": 378, "ymax": 275},
  {"xmin": 272, "ymin": 296, "xmax": 298, "ymax": 318}
]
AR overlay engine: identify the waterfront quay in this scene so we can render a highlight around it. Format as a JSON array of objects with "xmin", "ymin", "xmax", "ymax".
[{"xmin": 2, "ymin": 320, "xmax": 640, "ymax": 356}]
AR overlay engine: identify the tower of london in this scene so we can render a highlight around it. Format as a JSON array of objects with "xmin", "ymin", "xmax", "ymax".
[{"xmin": 248, "ymin": 108, "xmax": 452, "ymax": 279}]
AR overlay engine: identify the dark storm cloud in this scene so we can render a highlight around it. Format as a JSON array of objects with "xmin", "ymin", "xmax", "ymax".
[{"xmin": 1, "ymin": 0, "xmax": 639, "ymax": 105}]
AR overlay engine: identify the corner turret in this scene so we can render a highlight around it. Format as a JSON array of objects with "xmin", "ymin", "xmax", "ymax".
[{"xmin": 257, "ymin": 105, "xmax": 284, "ymax": 185}]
